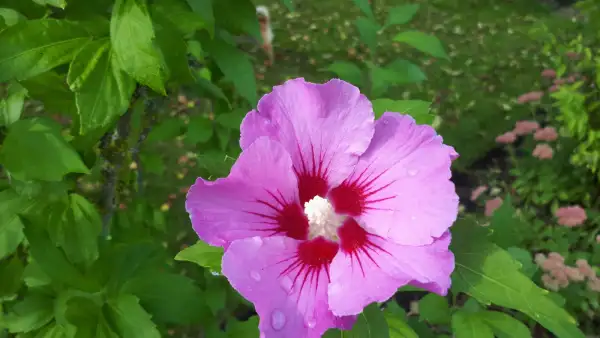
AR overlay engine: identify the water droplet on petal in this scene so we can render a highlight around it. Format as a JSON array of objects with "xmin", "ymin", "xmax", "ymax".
[
  {"xmin": 252, "ymin": 236, "xmax": 263, "ymax": 247},
  {"xmin": 279, "ymin": 276, "xmax": 294, "ymax": 294},
  {"xmin": 411, "ymin": 215, "xmax": 417, "ymax": 221},
  {"xmin": 260, "ymin": 333, "xmax": 266, "ymax": 338},
  {"xmin": 408, "ymin": 169, "xmax": 418, "ymax": 176},
  {"xmin": 271, "ymin": 310, "xmax": 286, "ymax": 331},
  {"xmin": 250, "ymin": 270, "xmax": 261, "ymax": 281},
  {"xmin": 305, "ymin": 316, "xmax": 317, "ymax": 328},
  {"xmin": 210, "ymin": 271, "xmax": 221, "ymax": 276}
]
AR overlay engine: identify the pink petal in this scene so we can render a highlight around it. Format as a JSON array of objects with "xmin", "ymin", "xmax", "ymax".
[
  {"xmin": 222, "ymin": 236, "xmax": 356, "ymax": 337},
  {"xmin": 239, "ymin": 78, "xmax": 375, "ymax": 204},
  {"xmin": 329, "ymin": 113, "xmax": 458, "ymax": 246},
  {"xmin": 185, "ymin": 137, "xmax": 308, "ymax": 248},
  {"xmin": 328, "ymin": 229, "xmax": 453, "ymax": 316}
]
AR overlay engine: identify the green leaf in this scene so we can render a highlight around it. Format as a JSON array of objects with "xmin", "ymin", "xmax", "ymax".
[
  {"xmin": 22, "ymin": 218, "xmax": 98, "ymax": 291},
  {"xmin": 0, "ymin": 118, "xmax": 90, "ymax": 181},
  {"xmin": 215, "ymin": 109, "xmax": 245, "ymax": 130},
  {"xmin": 110, "ymin": 0, "xmax": 166, "ymax": 94},
  {"xmin": 477, "ymin": 311, "xmax": 532, "ymax": 338},
  {"xmin": 507, "ymin": 247, "xmax": 537, "ymax": 278},
  {"xmin": 32, "ymin": 0, "xmax": 67, "ymax": 9},
  {"xmin": 0, "ymin": 255, "xmax": 24, "ymax": 300},
  {"xmin": 186, "ymin": 0, "xmax": 214, "ymax": 36},
  {"xmin": 384, "ymin": 4, "xmax": 420, "ymax": 27},
  {"xmin": 385, "ymin": 313, "xmax": 418, "ymax": 338},
  {"xmin": 394, "ymin": 30, "xmax": 448, "ymax": 60},
  {"xmin": 321, "ymin": 61, "xmax": 363, "ymax": 86},
  {"xmin": 0, "ymin": 19, "xmax": 91, "ymax": 82},
  {"xmin": 140, "ymin": 152, "xmax": 165, "ymax": 175},
  {"xmin": 145, "ymin": 117, "xmax": 186, "ymax": 143},
  {"xmin": 279, "ymin": 0, "xmax": 294, "ymax": 11},
  {"xmin": 19, "ymin": 71, "xmax": 77, "ymax": 116},
  {"xmin": 343, "ymin": 303, "xmax": 389, "ymax": 338},
  {"xmin": 371, "ymin": 99, "xmax": 433, "ymax": 124},
  {"xmin": 175, "ymin": 240, "xmax": 224, "ymax": 273},
  {"xmin": 227, "ymin": 317, "xmax": 260, "ymax": 338},
  {"xmin": 23, "ymin": 260, "xmax": 52, "ymax": 288},
  {"xmin": 186, "ymin": 115, "xmax": 214, "ymax": 145},
  {"xmin": 213, "ymin": 0, "xmax": 260, "ymax": 39},
  {"xmin": 0, "ymin": 189, "xmax": 27, "ymax": 260},
  {"xmin": 151, "ymin": 0, "xmax": 206, "ymax": 36},
  {"xmin": 4, "ymin": 293, "xmax": 54, "ymax": 333},
  {"xmin": 123, "ymin": 271, "xmax": 208, "ymax": 324},
  {"xmin": 369, "ymin": 64, "xmax": 391, "ymax": 98},
  {"xmin": 385, "ymin": 59, "xmax": 427, "ymax": 84},
  {"xmin": 489, "ymin": 195, "xmax": 525, "ymax": 249},
  {"xmin": 0, "ymin": 8, "xmax": 26, "ymax": 27},
  {"xmin": 418, "ymin": 294, "xmax": 450, "ymax": 325},
  {"xmin": 107, "ymin": 294, "xmax": 161, "ymax": 338},
  {"xmin": 355, "ymin": 17, "xmax": 380, "ymax": 55},
  {"xmin": 193, "ymin": 77, "xmax": 231, "ymax": 105},
  {"xmin": 451, "ymin": 310, "xmax": 494, "ymax": 338},
  {"xmin": 67, "ymin": 39, "xmax": 135, "ymax": 134},
  {"xmin": 0, "ymin": 82, "xmax": 27, "ymax": 126},
  {"xmin": 152, "ymin": 7, "xmax": 195, "ymax": 84},
  {"xmin": 351, "ymin": 0, "xmax": 374, "ymax": 20},
  {"xmin": 451, "ymin": 220, "xmax": 585, "ymax": 338},
  {"xmin": 45, "ymin": 194, "xmax": 102, "ymax": 265},
  {"xmin": 199, "ymin": 33, "xmax": 257, "ymax": 106}
]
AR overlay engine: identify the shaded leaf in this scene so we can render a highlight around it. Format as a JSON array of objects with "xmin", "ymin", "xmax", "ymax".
[
  {"xmin": 123, "ymin": 271, "xmax": 208, "ymax": 324},
  {"xmin": 213, "ymin": 0, "xmax": 260, "ymax": 39},
  {"xmin": 20, "ymin": 71, "xmax": 77, "ymax": 116},
  {"xmin": 186, "ymin": 0, "xmax": 214, "ymax": 36},
  {"xmin": 0, "ymin": 255, "xmax": 24, "ymax": 299},
  {"xmin": 145, "ymin": 117, "xmax": 186, "ymax": 143},
  {"xmin": 351, "ymin": 0, "xmax": 374, "ymax": 20},
  {"xmin": 385, "ymin": 4, "xmax": 420, "ymax": 27},
  {"xmin": 507, "ymin": 247, "xmax": 537, "ymax": 278},
  {"xmin": 489, "ymin": 195, "xmax": 525, "ymax": 249},
  {"xmin": 3, "ymin": 293, "xmax": 54, "ymax": 333},
  {"xmin": 110, "ymin": 0, "xmax": 166, "ymax": 94},
  {"xmin": 0, "ymin": 19, "xmax": 91, "ymax": 82},
  {"xmin": 152, "ymin": 7, "xmax": 195, "ymax": 84},
  {"xmin": 0, "ymin": 118, "xmax": 89, "ymax": 181},
  {"xmin": 385, "ymin": 313, "xmax": 418, "ymax": 338},
  {"xmin": 355, "ymin": 17, "xmax": 379, "ymax": 55},
  {"xmin": 186, "ymin": 115, "xmax": 214, "ymax": 145},
  {"xmin": 385, "ymin": 59, "xmax": 427, "ymax": 84},
  {"xmin": 151, "ymin": 0, "xmax": 206, "ymax": 36},
  {"xmin": 394, "ymin": 31, "xmax": 448, "ymax": 59},
  {"xmin": 199, "ymin": 33, "xmax": 257, "ymax": 106},
  {"xmin": 343, "ymin": 303, "xmax": 389, "ymax": 338},
  {"xmin": 227, "ymin": 317, "xmax": 259, "ymax": 338},
  {"xmin": 215, "ymin": 109, "xmax": 245, "ymax": 130},
  {"xmin": 107, "ymin": 294, "xmax": 161, "ymax": 338},
  {"xmin": 321, "ymin": 61, "xmax": 363, "ymax": 87}
]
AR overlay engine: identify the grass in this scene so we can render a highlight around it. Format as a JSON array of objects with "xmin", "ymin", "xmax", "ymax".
[{"xmin": 251, "ymin": 0, "xmax": 582, "ymax": 169}]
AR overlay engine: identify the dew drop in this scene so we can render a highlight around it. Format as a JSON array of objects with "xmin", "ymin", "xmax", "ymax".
[
  {"xmin": 305, "ymin": 316, "xmax": 317, "ymax": 328},
  {"xmin": 250, "ymin": 270, "xmax": 261, "ymax": 281},
  {"xmin": 252, "ymin": 236, "xmax": 263, "ymax": 247},
  {"xmin": 410, "ymin": 215, "xmax": 417, "ymax": 221},
  {"xmin": 279, "ymin": 276, "xmax": 294, "ymax": 294},
  {"xmin": 408, "ymin": 169, "xmax": 419, "ymax": 176},
  {"xmin": 271, "ymin": 310, "xmax": 286, "ymax": 331},
  {"xmin": 260, "ymin": 333, "xmax": 266, "ymax": 338}
]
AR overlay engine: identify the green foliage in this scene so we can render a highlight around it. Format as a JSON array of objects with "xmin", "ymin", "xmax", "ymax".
[
  {"xmin": 175, "ymin": 240, "xmax": 224, "ymax": 273},
  {"xmin": 393, "ymin": 31, "xmax": 449, "ymax": 60}
]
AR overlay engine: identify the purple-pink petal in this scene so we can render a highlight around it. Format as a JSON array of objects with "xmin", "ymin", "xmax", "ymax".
[
  {"xmin": 327, "ymin": 231, "xmax": 453, "ymax": 316},
  {"xmin": 239, "ymin": 78, "xmax": 375, "ymax": 203},
  {"xmin": 222, "ymin": 236, "xmax": 356, "ymax": 337},
  {"xmin": 185, "ymin": 137, "xmax": 304, "ymax": 248},
  {"xmin": 329, "ymin": 113, "xmax": 458, "ymax": 246}
]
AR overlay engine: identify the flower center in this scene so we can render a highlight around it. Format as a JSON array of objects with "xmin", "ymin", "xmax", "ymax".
[{"xmin": 304, "ymin": 196, "xmax": 346, "ymax": 241}]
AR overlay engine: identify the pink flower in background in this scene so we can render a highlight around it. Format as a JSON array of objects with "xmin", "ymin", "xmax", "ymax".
[
  {"xmin": 514, "ymin": 120, "xmax": 540, "ymax": 135},
  {"xmin": 186, "ymin": 78, "xmax": 458, "ymax": 337},
  {"xmin": 554, "ymin": 78, "xmax": 567, "ymax": 85},
  {"xmin": 534, "ymin": 127, "xmax": 558, "ymax": 141},
  {"xmin": 541, "ymin": 69, "xmax": 557, "ymax": 78},
  {"xmin": 566, "ymin": 51, "xmax": 579, "ymax": 60},
  {"xmin": 576, "ymin": 259, "xmax": 595, "ymax": 279},
  {"xmin": 555, "ymin": 206, "xmax": 587, "ymax": 227},
  {"xmin": 532, "ymin": 143, "xmax": 554, "ymax": 160},
  {"xmin": 549, "ymin": 85, "xmax": 560, "ymax": 92},
  {"xmin": 588, "ymin": 277, "xmax": 600, "ymax": 292},
  {"xmin": 541, "ymin": 274, "xmax": 560, "ymax": 291},
  {"xmin": 470, "ymin": 185, "xmax": 488, "ymax": 201},
  {"xmin": 517, "ymin": 91, "xmax": 544, "ymax": 104},
  {"xmin": 496, "ymin": 131, "xmax": 517, "ymax": 144},
  {"xmin": 484, "ymin": 197, "xmax": 503, "ymax": 217}
]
